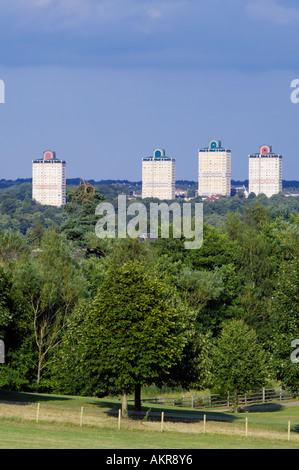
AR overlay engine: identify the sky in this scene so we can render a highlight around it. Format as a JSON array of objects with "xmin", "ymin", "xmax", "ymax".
[{"xmin": 0, "ymin": 0, "xmax": 299, "ymax": 182}]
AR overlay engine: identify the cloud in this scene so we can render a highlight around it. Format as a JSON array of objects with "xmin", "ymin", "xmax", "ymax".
[
  {"xmin": 0, "ymin": 0, "xmax": 299, "ymax": 70},
  {"xmin": 4, "ymin": 0, "xmax": 299, "ymax": 33},
  {"xmin": 0, "ymin": 0, "xmax": 93, "ymax": 33},
  {"xmin": 147, "ymin": 8, "xmax": 163, "ymax": 19},
  {"xmin": 0, "ymin": 0, "xmax": 183, "ymax": 32},
  {"xmin": 245, "ymin": 0, "xmax": 299, "ymax": 25}
]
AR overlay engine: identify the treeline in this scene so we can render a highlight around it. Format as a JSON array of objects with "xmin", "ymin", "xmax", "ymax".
[
  {"xmin": 0, "ymin": 183, "xmax": 66, "ymax": 234},
  {"xmin": 0, "ymin": 183, "xmax": 298, "ymax": 413},
  {"xmin": 1, "ymin": 181, "xmax": 299, "ymax": 233},
  {"xmin": 1, "ymin": 178, "xmax": 299, "ymax": 189}
]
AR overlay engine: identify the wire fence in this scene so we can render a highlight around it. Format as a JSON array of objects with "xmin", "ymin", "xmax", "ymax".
[{"xmin": 0, "ymin": 393, "xmax": 298, "ymax": 444}]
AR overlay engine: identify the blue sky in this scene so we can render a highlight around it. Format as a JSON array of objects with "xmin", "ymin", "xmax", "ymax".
[{"xmin": 0, "ymin": 0, "xmax": 299, "ymax": 181}]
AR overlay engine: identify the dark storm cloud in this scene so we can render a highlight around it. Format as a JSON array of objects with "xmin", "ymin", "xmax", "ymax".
[{"xmin": 0, "ymin": 0, "xmax": 299, "ymax": 70}]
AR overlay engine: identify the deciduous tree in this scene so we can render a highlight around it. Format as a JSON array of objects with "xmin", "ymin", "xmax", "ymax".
[
  {"xmin": 212, "ymin": 319, "xmax": 268, "ymax": 411},
  {"xmin": 56, "ymin": 260, "xmax": 192, "ymax": 415}
]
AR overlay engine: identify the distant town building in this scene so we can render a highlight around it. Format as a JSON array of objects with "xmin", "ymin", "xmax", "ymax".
[
  {"xmin": 284, "ymin": 190, "xmax": 299, "ymax": 197},
  {"xmin": 142, "ymin": 148, "xmax": 175, "ymax": 200},
  {"xmin": 203, "ymin": 194, "xmax": 224, "ymax": 201},
  {"xmin": 32, "ymin": 150, "xmax": 66, "ymax": 207},
  {"xmin": 198, "ymin": 140, "xmax": 231, "ymax": 197},
  {"xmin": 175, "ymin": 188, "xmax": 187, "ymax": 198},
  {"xmin": 248, "ymin": 145, "xmax": 282, "ymax": 197}
]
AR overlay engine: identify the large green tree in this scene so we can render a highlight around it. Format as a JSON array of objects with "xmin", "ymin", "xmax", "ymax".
[
  {"xmin": 60, "ymin": 181, "xmax": 105, "ymax": 251},
  {"xmin": 13, "ymin": 229, "xmax": 86, "ymax": 387},
  {"xmin": 0, "ymin": 266, "xmax": 35, "ymax": 391},
  {"xmin": 212, "ymin": 319, "xmax": 268, "ymax": 411},
  {"xmin": 269, "ymin": 257, "xmax": 299, "ymax": 394},
  {"xmin": 55, "ymin": 260, "xmax": 194, "ymax": 415}
]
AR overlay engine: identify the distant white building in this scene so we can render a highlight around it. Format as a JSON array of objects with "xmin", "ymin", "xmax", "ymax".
[
  {"xmin": 249, "ymin": 145, "xmax": 282, "ymax": 197},
  {"xmin": 198, "ymin": 140, "xmax": 231, "ymax": 197},
  {"xmin": 284, "ymin": 190, "xmax": 299, "ymax": 197},
  {"xmin": 32, "ymin": 150, "xmax": 66, "ymax": 207},
  {"xmin": 142, "ymin": 148, "xmax": 175, "ymax": 200}
]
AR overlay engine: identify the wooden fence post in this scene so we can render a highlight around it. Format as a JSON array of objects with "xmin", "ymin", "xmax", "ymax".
[
  {"xmin": 203, "ymin": 414, "xmax": 206, "ymax": 434},
  {"xmin": 118, "ymin": 409, "xmax": 121, "ymax": 430},
  {"xmin": 161, "ymin": 412, "xmax": 164, "ymax": 432},
  {"xmin": 80, "ymin": 407, "xmax": 84, "ymax": 427},
  {"xmin": 245, "ymin": 417, "xmax": 248, "ymax": 438},
  {"xmin": 36, "ymin": 403, "xmax": 40, "ymax": 424},
  {"xmin": 288, "ymin": 421, "xmax": 291, "ymax": 441}
]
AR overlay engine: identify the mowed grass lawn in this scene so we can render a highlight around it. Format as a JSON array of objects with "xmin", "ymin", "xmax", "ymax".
[{"xmin": 0, "ymin": 391, "xmax": 298, "ymax": 449}]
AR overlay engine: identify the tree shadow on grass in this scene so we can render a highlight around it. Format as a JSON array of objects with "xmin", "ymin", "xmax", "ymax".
[
  {"xmin": 0, "ymin": 390, "xmax": 71, "ymax": 405},
  {"xmin": 0, "ymin": 390, "xmax": 131, "ymax": 411},
  {"xmin": 242, "ymin": 403, "xmax": 284, "ymax": 413},
  {"xmin": 104, "ymin": 405, "xmax": 243, "ymax": 424}
]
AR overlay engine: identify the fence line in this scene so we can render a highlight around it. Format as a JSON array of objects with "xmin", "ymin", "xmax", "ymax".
[
  {"xmin": 0, "ymin": 400, "xmax": 298, "ymax": 443},
  {"xmin": 130, "ymin": 387, "xmax": 294, "ymax": 409}
]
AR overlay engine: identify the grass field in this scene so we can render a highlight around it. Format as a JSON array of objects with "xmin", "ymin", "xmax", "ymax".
[
  {"xmin": 1, "ymin": 419, "xmax": 299, "ymax": 449},
  {"xmin": 0, "ymin": 390, "xmax": 298, "ymax": 449}
]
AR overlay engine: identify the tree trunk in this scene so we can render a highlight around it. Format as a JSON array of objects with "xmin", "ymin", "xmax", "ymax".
[
  {"xmin": 37, "ymin": 348, "xmax": 43, "ymax": 384},
  {"xmin": 37, "ymin": 361, "xmax": 41, "ymax": 384},
  {"xmin": 121, "ymin": 391, "xmax": 128, "ymax": 418},
  {"xmin": 134, "ymin": 383, "xmax": 141, "ymax": 411}
]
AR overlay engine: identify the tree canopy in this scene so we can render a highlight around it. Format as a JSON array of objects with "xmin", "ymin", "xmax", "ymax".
[
  {"xmin": 55, "ymin": 260, "xmax": 197, "ymax": 414},
  {"xmin": 0, "ymin": 181, "xmax": 298, "ymax": 401}
]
